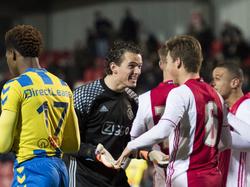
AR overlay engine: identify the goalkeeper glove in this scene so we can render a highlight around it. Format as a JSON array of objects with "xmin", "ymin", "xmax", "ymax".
[
  {"xmin": 139, "ymin": 150, "xmax": 169, "ymax": 168},
  {"xmin": 95, "ymin": 143, "xmax": 116, "ymax": 168},
  {"xmin": 148, "ymin": 150, "xmax": 169, "ymax": 168}
]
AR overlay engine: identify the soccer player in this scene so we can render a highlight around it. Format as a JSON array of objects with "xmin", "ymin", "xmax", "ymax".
[
  {"xmin": 130, "ymin": 46, "xmax": 176, "ymax": 187},
  {"xmin": 212, "ymin": 63, "xmax": 250, "ymax": 187},
  {"xmin": 0, "ymin": 25, "xmax": 80, "ymax": 187},
  {"xmin": 116, "ymin": 35, "xmax": 232, "ymax": 187},
  {"xmin": 65, "ymin": 41, "xmax": 142, "ymax": 187}
]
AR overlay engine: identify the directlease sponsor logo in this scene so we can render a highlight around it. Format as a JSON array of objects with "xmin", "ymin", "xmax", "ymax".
[{"xmin": 24, "ymin": 88, "xmax": 72, "ymax": 99}]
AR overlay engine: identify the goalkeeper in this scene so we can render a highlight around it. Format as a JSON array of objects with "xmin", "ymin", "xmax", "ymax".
[{"xmin": 64, "ymin": 41, "xmax": 142, "ymax": 187}]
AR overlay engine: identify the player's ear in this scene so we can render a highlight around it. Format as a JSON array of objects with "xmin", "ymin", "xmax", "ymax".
[
  {"xmin": 159, "ymin": 60, "xmax": 162, "ymax": 69},
  {"xmin": 176, "ymin": 57, "xmax": 182, "ymax": 69},
  {"xmin": 231, "ymin": 78, "xmax": 240, "ymax": 89},
  {"xmin": 110, "ymin": 62, "xmax": 118, "ymax": 74}
]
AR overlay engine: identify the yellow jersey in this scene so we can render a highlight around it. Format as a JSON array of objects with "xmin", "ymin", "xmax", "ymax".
[{"xmin": 1, "ymin": 68, "xmax": 76, "ymax": 164}]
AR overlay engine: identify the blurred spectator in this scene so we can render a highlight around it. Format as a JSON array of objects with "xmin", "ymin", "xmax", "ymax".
[
  {"xmin": 95, "ymin": 10, "xmax": 113, "ymax": 39},
  {"xmin": 73, "ymin": 40, "xmax": 85, "ymax": 79},
  {"xmin": 119, "ymin": 8, "xmax": 140, "ymax": 44},
  {"xmin": 221, "ymin": 22, "xmax": 250, "ymax": 62},
  {"xmin": 94, "ymin": 10, "xmax": 114, "ymax": 57},
  {"xmin": 187, "ymin": 11, "xmax": 214, "ymax": 59},
  {"xmin": 187, "ymin": 11, "xmax": 215, "ymax": 83},
  {"xmin": 145, "ymin": 33, "xmax": 159, "ymax": 57},
  {"xmin": 86, "ymin": 28, "xmax": 97, "ymax": 60}
]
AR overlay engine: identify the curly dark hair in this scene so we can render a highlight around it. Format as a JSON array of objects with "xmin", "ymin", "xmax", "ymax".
[
  {"xmin": 105, "ymin": 40, "xmax": 141, "ymax": 75},
  {"xmin": 5, "ymin": 24, "xmax": 43, "ymax": 57},
  {"xmin": 159, "ymin": 35, "xmax": 203, "ymax": 73}
]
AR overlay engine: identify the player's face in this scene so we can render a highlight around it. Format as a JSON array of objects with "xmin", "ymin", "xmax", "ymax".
[
  {"xmin": 212, "ymin": 67, "xmax": 233, "ymax": 99},
  {"xmin": 5, "ymin": 50, "xmax": 18, "ymax": 76},
  {"xmin": 114, "ymin": 51, "xmax": 142, "ymax": 88}
]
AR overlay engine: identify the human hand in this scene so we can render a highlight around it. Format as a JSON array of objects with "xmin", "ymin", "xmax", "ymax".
[
  {"xmin": 114, "ymin": 147, "xmax": 133, "ymax": 169},
  {"xmin": 95, "ymin": 143, "xmax": 116, "ymax": 168}
]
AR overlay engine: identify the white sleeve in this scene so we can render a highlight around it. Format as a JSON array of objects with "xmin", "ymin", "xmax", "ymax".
[
  {"xmin": 127, "ymin": 119, "xmax": 175, "ymax": 150},
  {"xmin": 227, "ymin": 112, "xmax": 250, "ymax": 142},
  {"xmin": 235, "ymin": 99, "xmax": 250, "ymax": 122},
  {"xmin": 231, "ymin": 131, "xmax": 250, "ymax": 151},
  {"xmin": 227, "ymin": 99, "xmax": 250, "ymax": 150},
  {"xmin": 127, "ymin": 87, "xmax": 186, "ymax": 150},
  {"xmin": 130, "ymin": 93, "xmax": 150, "ymax": 140}
]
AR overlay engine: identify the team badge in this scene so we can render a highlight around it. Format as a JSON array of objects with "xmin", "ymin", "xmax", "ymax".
[{"xmin": 127, "ymin": 105, "xmax": 134, "ymax": 120}]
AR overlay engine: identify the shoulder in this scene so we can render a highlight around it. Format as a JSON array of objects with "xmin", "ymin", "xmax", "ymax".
[
  {"xmin": 137, "ymin": 91, "xmax": 151, "ymax": 110},
  {"xmin": 237, "ymin": 98, "xmax": 250, "ymax": 111},
  {"xmin": 73, "ymin": 80, "xmax": 105, "ymax": 113},
  {"xmin": 125, "ymin": 88, "xmax": 138, "ymax": 104},
  {"xmin": 74, "ymin": 80, "xmax": 104, "ymax": 98},
  {"xmin": 165, "ymin": 85, "xmax": 194, "ymax": 108},
  {"xmin": 169, "ymin": 85, "xmax": 192, "ymax": 97},
  {"xmin": 2, "ymin": 78, "xmax": 21, "ymax": 91},
  {"xmin": 138, "ymin": 90, "xmax": 150, "ymax": 101},
  {"xmin": 235, "ymin": 98, "xmax": 250, "ymax": 122}
]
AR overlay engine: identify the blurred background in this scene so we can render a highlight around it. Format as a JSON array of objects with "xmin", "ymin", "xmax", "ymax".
[{"xmin": 1, "ymin": 0, "xmax": 250, "ymax": 186}]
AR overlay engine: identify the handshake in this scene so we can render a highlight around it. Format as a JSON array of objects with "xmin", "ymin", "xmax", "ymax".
[{"xmin": 95, "ymin": 143, "xmax": 169, "ymax": 169}]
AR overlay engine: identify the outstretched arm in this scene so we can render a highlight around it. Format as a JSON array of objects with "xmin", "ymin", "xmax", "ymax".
[{"xmin": 116, "ymin": 119, "xmax": 175, "ymax": 167}]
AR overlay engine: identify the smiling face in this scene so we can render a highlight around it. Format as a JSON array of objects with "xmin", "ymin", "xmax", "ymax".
[{"xmin": 112, "ymin": 51, "xmax": 142, "ymax": 88}]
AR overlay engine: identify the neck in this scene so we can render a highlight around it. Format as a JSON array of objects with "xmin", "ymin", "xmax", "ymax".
[
  {"xmin": 226, "ymin": 89, "xmax": 244, "ymax": 108},
  {"xmin": 18, "ymin": 57, "xmax": 41, "ymax": 74},
  {"xmin": 104, "ymin": 75, "xmax": 126, "ymax": 93},
  {"xmin": 177, "ymin": 70, "xmax": 200, "ymax": 85},
  {"xmin": 163, "ymin": 70, "xmax": 173, "ymax": 82}
]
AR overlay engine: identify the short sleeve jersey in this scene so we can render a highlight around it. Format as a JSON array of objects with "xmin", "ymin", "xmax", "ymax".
[{"xmin": 1, "ymin": 68, "xmax": 75, "ymax": 164}]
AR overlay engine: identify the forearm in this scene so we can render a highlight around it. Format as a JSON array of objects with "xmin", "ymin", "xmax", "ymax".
[
  {"xmin": 0, "ymin": 133, "xmax": 12, "ymax": 153},
  {"xmin": 127, "ymin": 119, "xmax": 174, "ymax": 150},
  {"xmin": 0, "ymin": 111, "xmax": 16, "ymax": 153},
  {"xmin": 61, "ymin": 112, "xmax": 80, "ymax": 153}
]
